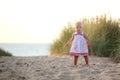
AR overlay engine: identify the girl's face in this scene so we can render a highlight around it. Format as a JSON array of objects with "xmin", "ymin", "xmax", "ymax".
[{"xmin": 76, "ymin": 24, "xmax": 82, "ymax": 32}]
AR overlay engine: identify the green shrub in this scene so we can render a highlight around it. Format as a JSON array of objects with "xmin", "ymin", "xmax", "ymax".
[{"xmin": 0, "ymin": 48, "xmax": 12, "ymax": 56}]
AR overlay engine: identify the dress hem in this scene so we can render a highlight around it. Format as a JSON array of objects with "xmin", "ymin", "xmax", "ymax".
[{"xmin": 70, "ymin": 52, "xmax": 88, "ymax": 56}]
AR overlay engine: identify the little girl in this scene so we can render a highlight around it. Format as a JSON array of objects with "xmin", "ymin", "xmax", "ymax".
[{"xmin": 65, "ymin": 22, "xmax": 91, "ymax": 65}]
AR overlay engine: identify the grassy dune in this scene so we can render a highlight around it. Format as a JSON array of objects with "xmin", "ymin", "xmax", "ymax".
[{"xmin": 50, "ymin": 14, "xmax": 120, "ymax": 62}]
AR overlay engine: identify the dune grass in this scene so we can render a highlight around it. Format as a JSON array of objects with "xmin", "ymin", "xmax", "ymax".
[
  {"xmin": 83, "ymin": 15, "xmax": 120, "ymax": 58},
  {"xmin": 0, "ymin": 48, "xmax": 12, "ymax": 56},
  {"xmin": 50, "ymin": 14, "xmax": 120, "ymax": 62},
  {"xmin": 50, "ymin": 23, "xmax": 75, "ymax": 56}
]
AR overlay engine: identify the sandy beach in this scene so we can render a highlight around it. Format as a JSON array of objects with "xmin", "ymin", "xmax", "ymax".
[{"xmin": 0, "ymin": 56, "xmax": 120, "ymax": 80}]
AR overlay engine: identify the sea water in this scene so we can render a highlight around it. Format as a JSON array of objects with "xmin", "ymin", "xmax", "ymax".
[{"xmin": 0, "ymin": 43, "xmax": 51, "ymax": 56}]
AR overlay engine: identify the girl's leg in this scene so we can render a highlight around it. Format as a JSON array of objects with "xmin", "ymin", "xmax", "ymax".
[
  {"xmin": 74, "ymin": 56, "xmax": 79, "ymax": 65},
  {"xmin": 83, "ymin": 56, "xmax": 89, "ymax": 65}
]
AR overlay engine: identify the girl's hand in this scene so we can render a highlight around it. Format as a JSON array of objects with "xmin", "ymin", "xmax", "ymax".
[{"xmin": 64, "ymin": 43, "xmax": 68, "ymax": 48}]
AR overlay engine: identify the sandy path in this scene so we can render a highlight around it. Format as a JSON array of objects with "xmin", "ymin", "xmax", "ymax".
[{"xmin": 0, "ymin": 56, "xmax": 120, "ymax": 80}]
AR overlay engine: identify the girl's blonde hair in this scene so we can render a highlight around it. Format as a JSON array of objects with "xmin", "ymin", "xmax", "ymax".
[{"xmin": 75, "ymin": 22, "xmax": 83, "ymax": 27}]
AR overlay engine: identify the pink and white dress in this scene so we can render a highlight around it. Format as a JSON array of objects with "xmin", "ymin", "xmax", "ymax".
[{"xmin": 70, "ymin": 32, "xmax": 88, "ymax": 56}]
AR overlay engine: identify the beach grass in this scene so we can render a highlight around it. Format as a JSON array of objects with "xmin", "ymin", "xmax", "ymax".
[
  {"xmin": 50, "ymin": 14, "xmax": 120, "ymax": 62},
  {"xmin": 50, "ymin": 23, "xmax": 75, "ymax": 56},
  {"xmin": 0, "ymin": 48, "xmax": 12, "ymax": 56}
]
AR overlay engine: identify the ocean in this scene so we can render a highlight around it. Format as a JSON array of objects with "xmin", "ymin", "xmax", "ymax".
[{"xmin": 0, "ymin": 43, "xmax": 51, "ymax": 56}]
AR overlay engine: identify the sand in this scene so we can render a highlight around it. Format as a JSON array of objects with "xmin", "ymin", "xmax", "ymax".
[{"xmin": 0, "ymin": 56, "xmax": 120, "ymax": 80}]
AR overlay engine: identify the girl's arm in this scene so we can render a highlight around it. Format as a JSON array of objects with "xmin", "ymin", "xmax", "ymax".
[
  {"xmin": 64, "ymin": 34, "xmax": 74, "ymax": 47},
  {"xmin": 83, "ymin": 33, "xmax": 91, "ymax": 48}
]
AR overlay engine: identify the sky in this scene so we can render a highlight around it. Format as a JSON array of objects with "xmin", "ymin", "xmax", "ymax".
[{"xmin": 0, "ymin": 0, "xmax": 120, "ymax": 43}]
